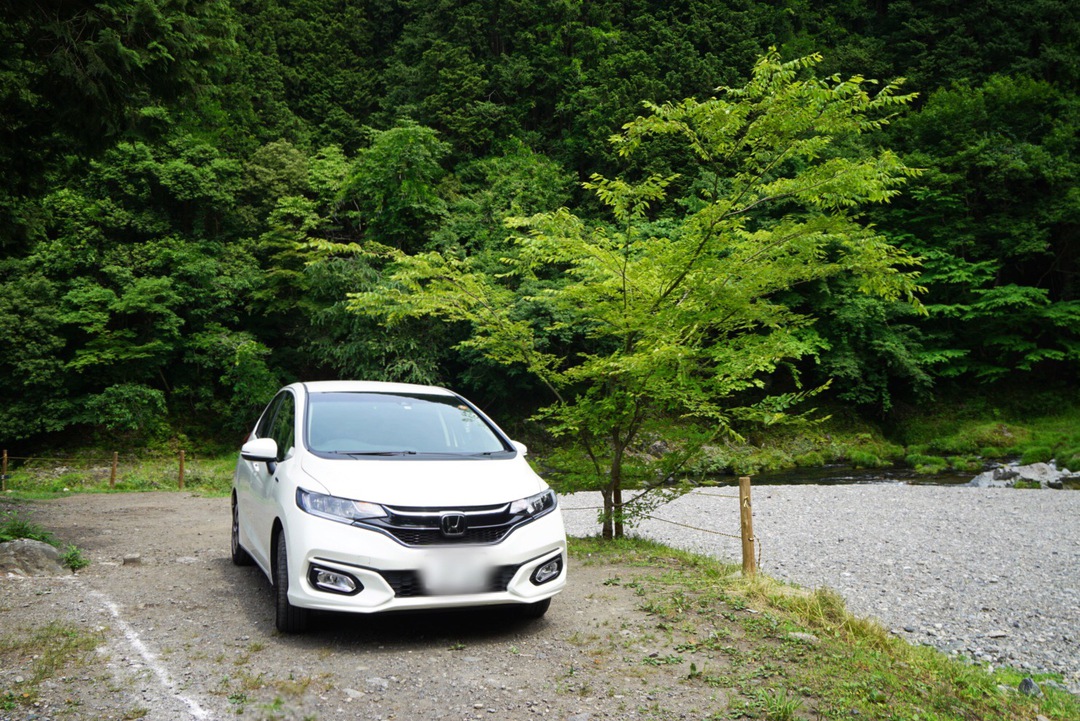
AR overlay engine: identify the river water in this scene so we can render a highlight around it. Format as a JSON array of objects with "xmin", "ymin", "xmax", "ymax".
[{"xmin": 720, "ymin": 463, "xmax": 978, "ymax": 486}]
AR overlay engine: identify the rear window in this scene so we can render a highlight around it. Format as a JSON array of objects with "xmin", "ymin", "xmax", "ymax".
[{"xmin": 305, "ymin": 392, "xmax": 510, "ymax": 457}]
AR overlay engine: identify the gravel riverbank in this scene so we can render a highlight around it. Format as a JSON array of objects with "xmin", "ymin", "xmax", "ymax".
[{"xmin": 562, "ymin": 484, "xmax": 1080, "ymax": 691}]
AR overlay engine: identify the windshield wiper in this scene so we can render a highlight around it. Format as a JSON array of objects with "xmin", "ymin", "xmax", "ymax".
[{"xmin": 331, "ymin": 450, "xmax": 418, "ymax": 456}]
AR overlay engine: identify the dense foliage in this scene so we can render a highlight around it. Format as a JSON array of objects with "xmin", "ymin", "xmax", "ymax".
[{"xmin": 1, "ymin": 0, "xmax": 1077, "ymax": 449}]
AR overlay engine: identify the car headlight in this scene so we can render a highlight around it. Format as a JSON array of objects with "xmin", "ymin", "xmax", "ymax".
[
  {"xmin": 296, "ymin": 488, "xmax": 386, "ymax": 524},
  {"xmin": 509, "ymin": 489, "xmax": 556, "ymax": 517}
]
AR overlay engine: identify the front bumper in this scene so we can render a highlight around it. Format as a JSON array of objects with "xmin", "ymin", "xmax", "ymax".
[{"xmin": 282, "ymin": 507, "xmax": 567, "ymax": 613}]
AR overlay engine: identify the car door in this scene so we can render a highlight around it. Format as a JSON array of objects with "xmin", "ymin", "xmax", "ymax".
[
  {"xmin": 237, "ymin": 392, "xmax": 286, "ymax": 571},
  {"xmin": 252, "ymin": 390, "xmax": 298, "ymax": 560}
]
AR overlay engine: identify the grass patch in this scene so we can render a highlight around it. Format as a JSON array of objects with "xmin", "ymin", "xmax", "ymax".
[
  {"xmin": 567, "ymin": 536, "xmax": 1080, "ymax": 721},
  {"xmin": 0, "ymin": 622, "xmax": 104, "ymax": 708},
  {"xmin": 891, "ymin": 397, "xmax": 1080, "ymax": 466}
]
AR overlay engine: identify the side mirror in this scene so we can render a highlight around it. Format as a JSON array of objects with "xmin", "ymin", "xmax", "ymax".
[
  {"xmin": 241, "ymin": 437, "xmax": 279, "ymax": 462},
  {"xmin": 511, "ymin": 440, "xmax": 528, "ymax": 456}
]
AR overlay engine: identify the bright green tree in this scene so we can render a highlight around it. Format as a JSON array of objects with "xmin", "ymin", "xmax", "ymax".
[{"xmin": 351, "ymin": 52, "xmax": 924, "ymax": 538}]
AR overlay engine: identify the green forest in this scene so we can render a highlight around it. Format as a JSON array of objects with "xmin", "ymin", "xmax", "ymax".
[{"xmin": 2, "ymin": 0, "xmax": 1078, "ymax": 472}]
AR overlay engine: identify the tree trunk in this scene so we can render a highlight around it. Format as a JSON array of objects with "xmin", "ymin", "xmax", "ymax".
[
  {"xmin": 600, "ymin": 488, "xmax": 613, "ymax": 540},
  {"xmin": 611, "ymin": 441, "xmax": 625, "ymax": 539},
  {"xmin": 613, "ymin": 484, "xmax": 624, "ymax": 539}
]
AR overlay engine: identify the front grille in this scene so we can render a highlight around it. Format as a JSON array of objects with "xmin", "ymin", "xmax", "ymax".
[
  {"xmin": 379, "ymin": 564, "xmax": 521, "ymax": 597},
  {"xmin": 383, "ymin": 526, "xmax": 511, "ymax": 546},
  {"xmin": 360, "ymin": 502, "xmax": 531, "ymax": 547}
]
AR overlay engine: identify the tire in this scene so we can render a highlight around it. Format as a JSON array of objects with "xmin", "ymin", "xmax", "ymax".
[
  {"xmin": 231, "ymin": 496, "xmax": 254, "ymax": 566},
  {"xmin": 519, "ymin": 597, "xmax": 551, "ymax": 620},
  {"xmin": 274, "ymin": 533, "xmax": 310, "ymax": 633}
]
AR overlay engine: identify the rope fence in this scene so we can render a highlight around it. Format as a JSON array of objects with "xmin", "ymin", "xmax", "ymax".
[
  {"xmin": 1, "ymin": 448, "xmax": 225, "ymax": 494},
  {"xmin": 561, "ymin": 476, "xmax": 760, "ymax": 576}
]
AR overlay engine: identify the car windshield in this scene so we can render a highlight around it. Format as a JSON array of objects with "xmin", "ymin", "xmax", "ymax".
[{"xmin": 305, "ymin": 392, "xmax": 510, "ymax": 457}]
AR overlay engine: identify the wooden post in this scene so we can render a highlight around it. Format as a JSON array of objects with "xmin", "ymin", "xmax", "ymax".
[
  {"xmin": 110, "ymin": 452, "xmax": 118, "ymax": 489},
  {"xmin": 739, "ymin": 475, "xmax": 757, "ymax": 576},
  {"xmin": 1, "ymin": 449, "xmax": 7, "ymax": 493},
  {"xmin": 178, "ymin": 450, "xmax": 185, "ymax": 490}
]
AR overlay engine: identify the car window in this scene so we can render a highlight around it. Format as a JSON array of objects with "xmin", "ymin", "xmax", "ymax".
[
  {"xmin": 270, "ymin": 393, "xmax": 296, "ymax": 461},
  {"xmin": 306, "ymin": 392, "xmax": 509, "ymax": 456},
  {"xmin": 255, "ymin": 393, "xmax": 285, "ymax": 440}
]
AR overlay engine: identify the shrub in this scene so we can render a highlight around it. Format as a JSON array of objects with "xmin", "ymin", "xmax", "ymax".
[{"xmin": 794, "ymin": 451, "xmax": 825, "ymax": 468}]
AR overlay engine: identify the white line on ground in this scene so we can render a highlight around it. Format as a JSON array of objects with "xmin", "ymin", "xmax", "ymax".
[{"xmin": 89, "ymin": 588, "xmax": 212, "ymax": 720}]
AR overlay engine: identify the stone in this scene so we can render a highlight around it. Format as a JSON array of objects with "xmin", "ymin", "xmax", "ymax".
[
  {"xmin": 786, "ymin": 632, "xmax": 820, "ymax": 645},
  {"xmin": 1016, "ymin": 463, "xmax": 1055, "ymax": 481},
  {"xmin": 1018, "ymin": 678, "xmax": 1042, "ymax": 698},
  {"xmin": 123, "ymin": 554, "xmax": 142, "ymax": 566},
  {"xmin": 0, "ymin": 539, "xmax": 69, "ymax": 577},
  {"xmin": 992, "ymin": 467, "xmax": 1019, "ymax": 481}
]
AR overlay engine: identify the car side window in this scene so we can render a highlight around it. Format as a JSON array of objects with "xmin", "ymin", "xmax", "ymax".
[
  {"xmin": 270, "ymin": 393, "xmax": 296, "ymax": 461},
  {"xmin": 255, "ymin": 393, "xmax": 284, "ymax": 440}
]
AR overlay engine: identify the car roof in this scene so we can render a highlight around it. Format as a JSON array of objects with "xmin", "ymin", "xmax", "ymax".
[{"xmin": 292, "ymin": 380, "xmax": 458, "ymax": 397}]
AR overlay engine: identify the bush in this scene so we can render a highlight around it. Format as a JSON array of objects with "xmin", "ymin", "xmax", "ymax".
[
  {"xmin": 794, "ymin": 451, "xmax": 825, "ymax": 468},
  {"xmin": 1019, "ymin": 446, "xmax": 1053, "ymax": 465}
]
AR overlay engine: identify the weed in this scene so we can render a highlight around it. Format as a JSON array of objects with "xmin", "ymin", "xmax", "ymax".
[
  {"xmin": 641, "ymin": 654, "xmax": 683, "ymax": 666},
  {"xmin": 0, "ymin": 511, "xmax": 56, "ymax": 544},
  {"xmin": 59, "ymin": 544, "xmax": 90, "ymax": 570},
  {"xmin": 755, "ymin": 687, "xmax": 803, "ymax": 721}
]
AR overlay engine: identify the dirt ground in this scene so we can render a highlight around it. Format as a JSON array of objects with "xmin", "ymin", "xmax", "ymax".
[{"xmin": 0, "ymin": 493, "xmax": 734, "ymax": 721}]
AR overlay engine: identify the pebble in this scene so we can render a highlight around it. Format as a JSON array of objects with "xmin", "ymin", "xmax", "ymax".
[{"xmin": 563, "ymin": 484, "xmax": 1080, "ymax": 692}]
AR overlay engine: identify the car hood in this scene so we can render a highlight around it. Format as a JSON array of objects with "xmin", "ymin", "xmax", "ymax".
[{"xmin": 299, "ymin": 454, "xmax": 547, "ymax": 507}]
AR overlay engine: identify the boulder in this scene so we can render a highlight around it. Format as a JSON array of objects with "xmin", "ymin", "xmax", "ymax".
[
  {"xmin": 0, "ymin": 538, "xmax": 71, "ymax": 576},
  {"xmin": 968, "ymin": 461, "xmax": 1079, "ymax": 489},
  {"xmin": 1015, "ymin": 463, "xmax": 1057, "ymax": 484}
]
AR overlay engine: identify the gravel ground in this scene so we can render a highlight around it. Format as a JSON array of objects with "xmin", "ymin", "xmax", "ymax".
[
  {"xmin": 2, "ymin": 486, "xmax": 1077, "ymax": 720},
  {"xmin": 0, "ymin": 493, "xmax": 724, "ymax": 721},
  {"xmin": 563, "ymin": 483, "xmax": 1080, "ymax": 691}
]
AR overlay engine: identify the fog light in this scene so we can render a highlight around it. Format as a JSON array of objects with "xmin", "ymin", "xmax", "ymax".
[
  {"xmin": 308, "ymin": 565, "xmax": 362, "ymax": 595},
  {"xmin": 530, "ymin": 555, "xmax": 563, "ymax": 585}
]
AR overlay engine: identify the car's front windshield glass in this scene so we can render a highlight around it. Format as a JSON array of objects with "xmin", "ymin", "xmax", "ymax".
[{"xmin": 306, "ymin": 392, "xmax": 509, "ymax": 457}]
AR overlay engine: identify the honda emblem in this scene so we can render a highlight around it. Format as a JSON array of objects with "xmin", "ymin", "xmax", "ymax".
[{"xmin": 440, "ymin": 513, "xmax": 467, "ymax": 537}]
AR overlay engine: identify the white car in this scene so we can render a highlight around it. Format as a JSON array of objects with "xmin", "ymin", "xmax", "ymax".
[{"xmin": 231, "ymin": 381, "xmax": 567, "ymax": 632}]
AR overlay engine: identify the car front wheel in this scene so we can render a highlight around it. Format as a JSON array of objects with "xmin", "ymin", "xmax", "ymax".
[
  {"xmin": 519, "ymin": 597, "xmax": 551, "ymax": 620},
  {"xmin": 231, "ymin": 496, "xmax": 254, "ymax": 566},
  {"xmin": 274, "ymin": 533, "xmax": 310, "ymax": 633}
]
